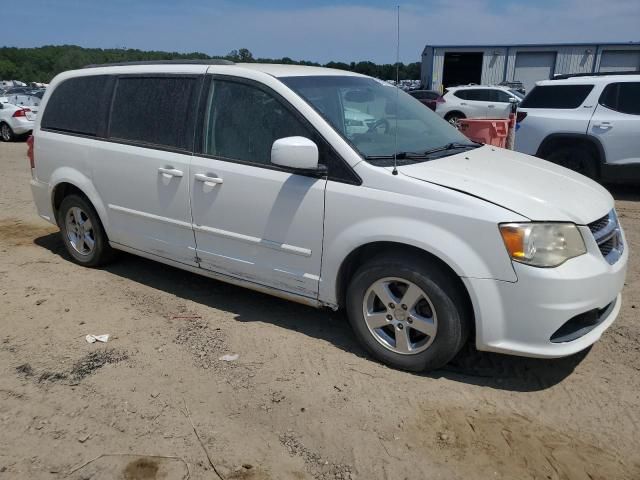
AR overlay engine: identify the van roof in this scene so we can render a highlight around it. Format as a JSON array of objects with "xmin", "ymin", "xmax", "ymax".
[{"xmin": 81, "ymin": 60, "xmax": 365, "ymax": 78}]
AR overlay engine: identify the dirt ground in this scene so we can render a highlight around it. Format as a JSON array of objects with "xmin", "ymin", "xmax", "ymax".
[{"xmin": 1, "ymin": 141, "xmax": 639, "ymax": 480}]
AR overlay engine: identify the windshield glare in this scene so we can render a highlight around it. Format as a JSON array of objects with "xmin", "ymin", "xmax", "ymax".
[{"xmin": 281, "ymin": 76, "xmax": 470, "ymax": 160}]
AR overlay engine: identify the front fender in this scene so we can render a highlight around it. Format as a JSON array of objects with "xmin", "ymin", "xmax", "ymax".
[{"xmin": 318, "ymin": 176, "xmax": 527, "ymax": 306}]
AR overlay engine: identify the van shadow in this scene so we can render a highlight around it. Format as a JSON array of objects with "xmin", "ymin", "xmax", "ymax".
[{"xmin": 35, "ymin": 232, "xmax": 589, "ymax": 393}]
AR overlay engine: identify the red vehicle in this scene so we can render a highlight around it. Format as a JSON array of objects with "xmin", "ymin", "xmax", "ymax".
[{"xmin": 409, "ymin": 89, "xmax": 445, "ymax": 111}]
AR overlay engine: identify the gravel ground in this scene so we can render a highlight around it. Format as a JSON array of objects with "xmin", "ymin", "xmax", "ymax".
[{"xmin": 0, "ymin": 141, "xmax": 639, "ymax": 479}]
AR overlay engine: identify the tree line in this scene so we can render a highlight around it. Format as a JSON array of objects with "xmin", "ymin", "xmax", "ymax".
[{"xmin": 0, "ymin": 45, "xmax": 421, "ymax": 84}]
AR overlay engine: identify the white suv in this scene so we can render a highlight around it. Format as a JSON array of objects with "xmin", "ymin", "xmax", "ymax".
[
  {"xmin": 436, "ymin": 85, "xmax": 523, "ymax": 125},
  {"xmin": 29, "ymin": 61, "xmax": 627, "ymax": 372},
  {"xmin": 516, "ymin": 74, "xmax": 640, "ymax": 181}
]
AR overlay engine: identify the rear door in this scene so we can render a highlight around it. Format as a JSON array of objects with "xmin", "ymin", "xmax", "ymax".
[
  {"xmin": 487, "ymin": 89, "xmax": 512, "ymax": 118},
  {"xmin": 589, "ymin": 81, "xmax": 640, "ymax": 165},
  {"xmin": 454, "ymin": 89, "xmax": 486, "ymax": 118},
  {"xmin": 93, "ymin": 74, "xmax": 202, "ymax": 265},
  {"xmin": 189, "ymin": 76, "xmax": 327, "ymax": 298},
  {"xmin": 465, "ymin": 89, "xmax": 499, "ymax": 118}
]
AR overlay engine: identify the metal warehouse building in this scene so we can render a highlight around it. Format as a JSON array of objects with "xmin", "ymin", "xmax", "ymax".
[{"xmin": 421, "ymin": 42, "xmax": 640, "ymax": 93}]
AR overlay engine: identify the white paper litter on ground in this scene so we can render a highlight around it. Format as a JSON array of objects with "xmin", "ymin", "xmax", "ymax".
[
  {"xmin": 219, "ymin": 354, "xmax": 239, "ymax": 361},
  {"xmin": 85, "ymin": 334, "xmax": 110, "ymax": 344}
]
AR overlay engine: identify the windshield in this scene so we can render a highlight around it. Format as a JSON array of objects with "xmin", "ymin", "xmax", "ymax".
[
  {"xmin": 281, "ymin": 75, "xmax": 473, "ymax": 163},
  {"xmin": 509, "ymin": 89, "xmax": 525, "ymax": 99}
]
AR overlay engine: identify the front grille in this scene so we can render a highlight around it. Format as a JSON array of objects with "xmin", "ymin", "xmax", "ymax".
[
  {"xmin": 587, "ymin": 210, "xmax": 623, "ymax": 265},
  {"xmin": 588, "ymin": 214, "xmax": 610, "ymax": 234}
]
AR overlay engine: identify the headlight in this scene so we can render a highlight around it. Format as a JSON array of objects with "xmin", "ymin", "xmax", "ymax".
[{"xmin": 499, "ymin": 223, "xmax": 586, "ymax": 267}]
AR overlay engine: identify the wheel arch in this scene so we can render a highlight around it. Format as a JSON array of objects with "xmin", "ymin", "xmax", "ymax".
[
  {"xmin": 536, "ymin": 133, "xmax": 605, "ymax": 168},
  {"xmin": 444, "ymin": 110, "xmax": 466, "ymax": 119},
  {"xmin": 333, "ymin": 242, "xmax": 474, "ymax": 334},
  {"xmin": 49, "ymin": 169, "xmax": 109, "ymax": 230}
]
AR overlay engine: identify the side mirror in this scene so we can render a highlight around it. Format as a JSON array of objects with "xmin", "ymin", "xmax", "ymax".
[{"xmin": 271, "ymin": 136, "xmax": 319, "ymax": 171}]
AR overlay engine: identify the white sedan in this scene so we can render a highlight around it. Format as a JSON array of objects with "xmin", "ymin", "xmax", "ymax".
[{"xmin": 0, "ymin": 97, "xmax": 37, "ymax": 141}]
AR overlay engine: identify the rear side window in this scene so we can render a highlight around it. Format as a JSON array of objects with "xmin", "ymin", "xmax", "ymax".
[
  {"xmin": 520, "ymin": 85, "xmax": 594, "ymax": 109},
  {"xmin": 599, "ymin": 82, "xmax": 640, "ymax": 115},
  {"xmin": 109, "ymin": 76, "xmax": 199, "ymax": 150},
  {"xmin": 457, "ymin": 89, "xmax": 491, "ymax": 101},
  {"xmin": 453, "ymin": 90, "xmax": 468, "ymax": 100},
  {"xmin": 41, "ymin": 75, "xmax": 113, "ymax": 136}
]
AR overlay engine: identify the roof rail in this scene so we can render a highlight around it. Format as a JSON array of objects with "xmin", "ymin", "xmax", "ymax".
[
  {"xmin": 83, "ymin": 59, "xmax": 235, "ymax": 68},
  {"xmin": 553, "ymin": 70, "xmax": 640, "ymax": 80}
]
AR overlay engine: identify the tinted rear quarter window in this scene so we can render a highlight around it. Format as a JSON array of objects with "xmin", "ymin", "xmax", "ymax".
[
  {"xmin": 109, "ymin": 76, "xmax": 199, "ymax": 150},
  {"xmin": 599, "ymin": 82, "xmax": 640, "ymax": 115},
  {"xmin": 462, "ymin": 89, "xmax": 491, "ymax": 101},
  {"xmin": 41, "ymin": 75, "xmax": 113, "ymax": 136},
  {"xmin": 453, "ymin": 90, "xmax": 468, "ymax": 100},
  {"xmin": 520, "ymin": 84, "xmax": 594, "ymax": 109}
]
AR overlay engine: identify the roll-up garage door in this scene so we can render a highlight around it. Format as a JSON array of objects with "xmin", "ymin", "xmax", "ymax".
[
  {"xmin": 513, "ymin": 52, "xmax": 557, "ymax": 92},
  {"xmin": 599, "ymin": 50, "xmax": 640, "ymax": 72}
]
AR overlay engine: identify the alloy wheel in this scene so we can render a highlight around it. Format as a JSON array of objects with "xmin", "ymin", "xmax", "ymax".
[
  {"xmin": 362, "ymin": 277, "xmax": 438, "ymax": 355},
  {"xmin": 65, "ymin": 206, "xmax": 96, "ymax": 256}
]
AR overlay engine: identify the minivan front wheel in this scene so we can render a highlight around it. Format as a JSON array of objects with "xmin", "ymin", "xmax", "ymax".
[
  {"xmin": 346, "ymin": 254, "xmax": 469, "ymax": 372},
  {"xmin": 59, "ymin": 195, "xmax": 114, "ymax": 267}
]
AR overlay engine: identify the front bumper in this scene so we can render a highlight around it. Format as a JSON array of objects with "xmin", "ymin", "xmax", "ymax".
[{"xmin": 464, "ymin": 226, "xmax": 628, "ymax": 358}]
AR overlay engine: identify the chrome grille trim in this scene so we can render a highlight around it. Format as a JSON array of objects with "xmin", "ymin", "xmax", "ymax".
[{"xmin": 588, "ymin": 210, "xmax": 623, "ymax": 265}]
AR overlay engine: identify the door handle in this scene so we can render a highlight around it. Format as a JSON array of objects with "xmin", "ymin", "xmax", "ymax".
[
  {"xmin": 487, "ymin": 104, "xmax": 495, "ymax": 108},
  {"xmin": 194, "ymin": 173, "xmax": 224, "ymax": 186},
  {"xmin": 460, "ymin": 102, "xmax": 467, "ymax": 106},
  {"xmin": 594, "ymin": 122, "xmax": 612, "ymax": 129},
  {"xmin": 158, "ymin": 167, "xmax": 184, "ymax": 178}
]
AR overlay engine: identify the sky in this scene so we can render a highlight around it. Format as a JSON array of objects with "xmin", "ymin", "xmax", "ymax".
[{"xmin": 3, "ymin": 0, "xmax": 639, "ymax": 63}]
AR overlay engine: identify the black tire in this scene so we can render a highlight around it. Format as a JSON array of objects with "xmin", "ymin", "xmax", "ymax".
[
  {"xmin": 0, "ymin": 122, "xmax": 15, "ymax": 142},
  {"xmin": 346, "ymin": 253, "xmax": 470, "ymax": 372},
  {"xmin": 58, "ymin": 194, "xmax": 115, "ymax": 267},
  {"xmin": 444, "ymin": 112, "xmax": 465, "ymax": 128},
  {"xmin": 545, "ymin": 145, "xmax": 598, "ymax": 179}
]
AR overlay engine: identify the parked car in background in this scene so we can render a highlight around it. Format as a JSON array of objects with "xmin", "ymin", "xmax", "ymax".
[
  {"xmin": 516, "ymin": 73, "xmax": 640, "ymax": 181},
  {"xmin": 29, "ymin": 62, "xmax": 627, "ymax": 372},
  {"xmin": 499, "ymin": 80, "xmax": 526, "ymax": 95},
  {"xmin": 3, "ymin": 86, "xmax": 32, "ymax": 95},
  {"xmin": 344, "ymin": 107, "xmax": 376, "ymax": 135},
  {"xmin": 436, "ymin": 85, "xmax": 522, "ymax": 126},
  {"xmin": 6, "ymin": 92, "xmax": 44, "ymax": 109},
  {"xmin": 0, "ymin": 80, "xmax": 27, "ymax": 89},
  {"xmin": 409, "ymin": 89, "xmax": 444, "ymax": 111},
  {"xmin": 0, "ymin": 97, "xmax": 36, "ymax": 141}
]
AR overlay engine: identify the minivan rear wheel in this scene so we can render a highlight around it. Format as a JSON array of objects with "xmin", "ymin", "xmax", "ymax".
[
  {"xmin": 346, "ymin": 253, "xmax": 469, "ymax": 372},
  {"xmin": 58, "ymin": 195, "xmax": 115, "ymax": 267}
]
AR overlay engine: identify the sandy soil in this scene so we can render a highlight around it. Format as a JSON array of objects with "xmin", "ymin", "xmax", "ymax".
[{"xmin": 1, "ymin": 141, "xmax": 639, "ymax": 480}]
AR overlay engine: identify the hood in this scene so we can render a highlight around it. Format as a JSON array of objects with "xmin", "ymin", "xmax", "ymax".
[{"xmin": 400, "ymin": 146, "xmax": 613, "ymax": 224}]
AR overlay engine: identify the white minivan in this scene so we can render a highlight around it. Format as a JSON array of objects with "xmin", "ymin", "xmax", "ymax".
[{"xmin": 29, "ymin": 61, "xmax": 628, "ymax": 372}]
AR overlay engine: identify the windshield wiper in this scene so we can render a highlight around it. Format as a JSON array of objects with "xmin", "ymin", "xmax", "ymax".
[
  {"xmin": 422, "ymin": 142, "xmax": 480, "ymax": 157},
  {"xmin": 364, "ymin": 151, "xmax": 428, "ymax": 161}
]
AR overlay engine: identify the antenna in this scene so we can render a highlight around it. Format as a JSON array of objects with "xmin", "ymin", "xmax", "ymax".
[{"xmin": 392, "ymin": 5, "xmax": 400, "ymax": 176}]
